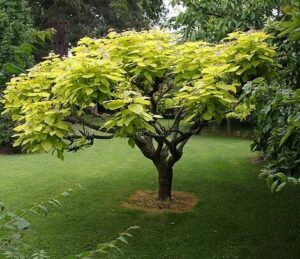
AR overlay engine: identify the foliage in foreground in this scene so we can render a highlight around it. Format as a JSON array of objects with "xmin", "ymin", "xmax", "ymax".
[
  {"xmin": 0, "ymin": 185, "xmax": 82, "ymax": 258},
  {"xmin": 3, "ymin": 29, "xmax": 276, "ymax": 200},
  {"xmin": 66, "ymin": 226, "xmax": 139, "ymax": 259},
  {"xmin": 0, "ymin": 185, "xmax": 138, "ymax": 258}
]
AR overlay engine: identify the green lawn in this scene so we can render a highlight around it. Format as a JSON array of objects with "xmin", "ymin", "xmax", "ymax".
[{"xmin": 0, "ymin": 135, "xmax": 300, "ymax": 258}]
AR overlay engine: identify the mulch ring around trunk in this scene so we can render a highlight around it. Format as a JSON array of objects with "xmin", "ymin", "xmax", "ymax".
[{"xmin": 123, "ymin": 190, "xmax": 198, "ymax": 213}]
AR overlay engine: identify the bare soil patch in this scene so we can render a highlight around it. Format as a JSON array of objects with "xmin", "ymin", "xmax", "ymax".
[{"xmin": 123, "ymin": 190, "xmax": 198, "ymax": 213}]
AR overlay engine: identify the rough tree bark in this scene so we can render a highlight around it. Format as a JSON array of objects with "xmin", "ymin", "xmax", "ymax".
[
  {"xmin": 133, "ymin": 134, "xmax": 177, "ymax": 201},
  {"xmin": 155, "ymin": 161, "xmax": 173, "ymax": 201}
]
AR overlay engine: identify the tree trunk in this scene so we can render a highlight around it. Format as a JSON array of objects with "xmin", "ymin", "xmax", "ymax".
[
  {"xmin": 227, "ymin": 118, "xmax": 232, "ymax": 135},
  {"xmin": 155, "ymin": 162, "xmax": 173, "ymax": 201}
]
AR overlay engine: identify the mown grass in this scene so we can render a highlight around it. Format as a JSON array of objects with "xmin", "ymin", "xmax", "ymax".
[{"xmin": 0, "ymin": 135, "xmax": 299, "ymax": 258}]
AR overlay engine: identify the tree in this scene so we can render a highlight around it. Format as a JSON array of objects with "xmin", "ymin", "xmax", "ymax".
[
  {"xmin": 169, "ymin": 0, "xmax": 284, "ymax": 42},
  {"xmin": 28, "ymin": 0, "xmax": 166, "ymax": 45},
  {"xmin": 3, "ymin": 30, "xmax": 276, "ymax": 200},
  {"xmin": 0, "ymin": 0, "xmax": 32, "ymax": 64}
]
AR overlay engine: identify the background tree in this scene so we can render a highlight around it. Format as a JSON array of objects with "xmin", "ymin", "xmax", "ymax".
[
  {"xmin": 28, "ymin": 0, "xmax": 166, "ymax": 45},
  {"xmin": 0, "ymin": 0, "xmax": 33, "ymax": 88},
  {"xmin": 169, "ymin": 0, "xmax": 285, "ymax": 42},
  {"xmin": 3, "ymin": 30, "xmax": 276, "ymax": 200}
]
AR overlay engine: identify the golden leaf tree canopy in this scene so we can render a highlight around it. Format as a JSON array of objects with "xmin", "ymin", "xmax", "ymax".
[{"xmin": 3, "ymin": 30, "xmax": 276, "ymax": 159}]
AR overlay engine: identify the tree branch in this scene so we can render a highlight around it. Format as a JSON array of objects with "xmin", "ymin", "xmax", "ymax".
[
  {"xmin": 66, "ymin": 114, "xmax": 116, "ymax": 134},
  {"xmin": 133, "ymin": 135, "xmax": 156, "ymax": 160},
  {"xmin": 65, "ymin": 134, "xmax": 113, "ymax": 140},
  {"xmin": 166, "ymin": 121, "xmax": 206, "ymax": 166}
]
